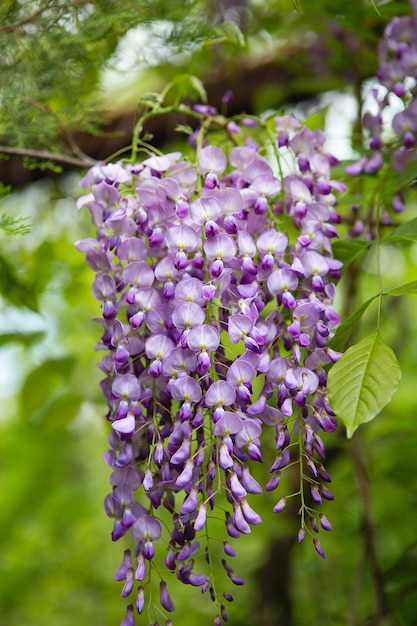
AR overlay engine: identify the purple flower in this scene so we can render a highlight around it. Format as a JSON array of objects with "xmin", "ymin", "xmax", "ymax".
[
  {"xmin": 186, "ymin": 324, "xmax": 220, "ymax": 373},
  {"xmin": 172, "ymin": 301, "xmax": 205, "ymax": 331},
  {"xmin": 267, "ymin": 269, "xmax": 298, "ymax": 308},
  {"xmin": 78, "ymin": 98, "xmax": 346, "ymax": 623},
  {"xmin": 132, "ymin": 514, "xmax": 162, "ymax": 542},
  {"xmin": 114, "ymin": 549, "xmax": 133, "ymax": 581},
  {"xmin": 112, "ymin": 412, "xmax": 136, "ymax": 437},
  {"xmin": 205, "ymin": 381, "xmax": 236, "ymax": 409},
  {"xmin": 198, "ymin": 146, "xmax": 227, "ymax": 175},
  {"xmin": 112, "ymin": 375, "xmax": 142, "ymax": 401},
  {"xmin": 194, "ymin": 502, "xmax": 207, "ymax": 531},
  {"xmin": 136, "ymin": 586, "xmax": 145, "ymax": 613},
  {"xmin": 120, "ymin": 604, "xmax": 135, "ymax": 626},
  {"xmin": 213, "ymin": 412, "xmax": 243, "ymax": 436},
  {"xmin": 313, "ymin": 538, "xmax": 326, "ymax": 559},
  {"xmin": 160, "ymin": 581, "xmax": 175, "ymax": 612}
]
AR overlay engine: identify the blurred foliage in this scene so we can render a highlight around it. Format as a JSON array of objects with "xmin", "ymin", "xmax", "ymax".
[
  {"xmin": 1, "ymin": 1, "xmax": 417, "ymax": 626},
  {"xmin": 0, "ymin": 0, "xmax": 413, "ymax": 160}
]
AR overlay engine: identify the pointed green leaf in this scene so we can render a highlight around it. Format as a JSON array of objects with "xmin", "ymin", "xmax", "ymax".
[
  {"xmin": 220, "ymin": 21, "xmax": 245, "ymax": 47},
  {"xmin": 175, "ymin": 124, "xmax": 194, "ymax": 136},
  {"xmin": 328, "ymin": 333, "xmax": 401, "ymax": 438},
  {"xmin": 138, "ymin": 92, "xmax": 163, "ymax": 105},
  {"xmin": 384, "ymin": 217, "xmax": 417, "ymax": 242},
  {"xmin": 188, "ymin": 75, "xmax": 208, "ymax": 103},
  {"xmin": 386, "ymin": 280, "xmax": 417, "ymax": 296},
  {"xmin": 327, "ymin": 295, "xmax": 378, "ymax": 352},
  {"xmin": 163, "ymin": 74, "xmax": 207, "ymax": 105}
]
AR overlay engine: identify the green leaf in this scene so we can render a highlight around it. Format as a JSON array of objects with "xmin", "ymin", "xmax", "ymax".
[
  {"xmin": 188, "ymin": 75, "xmax": 208, "ymax": 103},
  {"xmin": 386, "ymin": 280, "xmax": 417, "ymax": 296},
  {"xmin": 332, "ymin": 239, "xmax": 370, "ymax": 274},
  {"xmin": 218, "ymin": 21, "xmax": 245, "ymax": 47},
  {"xmin": 19, "ymin": 356, "xmax": 75, "ymax": 420},
  {"xmin": 0, "ymin": 331, "xmax": 44, "ymax": 347},
  {"xmin": 327, "ymin": 295, "xmax": 379, "ymax": 352},
  {"xmin": 138, "ymin": 92, "xmax": 163, "ymax": 107},
  {"xmin": 328, "ymin": 332, "xmax": 401, "ymax": 439},
  {"xmin": 384, "ymin": 217, "xmax": 417, "ymax": 242},
  {"xmin": 175, "ymin": 124, "xmax": 194, "ymax": 136},
  {"xmin": 162, "ymin": 74, "xmax": 207, "ymax": 105}
]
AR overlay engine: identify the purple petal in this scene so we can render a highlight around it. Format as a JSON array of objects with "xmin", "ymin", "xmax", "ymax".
[
  {"xmin": 112, "ymin": 413, "xmax": 135, "ymax": 436},
  {"xmin": 112, "ymin": 375, "xmax": 142, "ymax": 401},
  {"xmin": 213, "ymin": 412, "xmax": 243, "ymax": 436},
  {"xmin": 170, "ymin": 375, "xmax": 202, "ymax": 403},
  {"xmin": 240, "ymin": 499, "xmax": 262, "ymax": 524},
  {"xmin": 194, "ymin": 503, "xmax": 207, "ymax": 531},
  {"xmin": 120, "ymin": 604, "xmax": 135, "ymax": 626},
  {"xmin": 186, "ymin": 324, "xmax": 220, "ymax": 352},
  {"xmin": 313, "ymin": 538, "xmax": 326, "ymax": 559},
  {"xmin": 132, "ymin": 514, "xmax": 162, "ymax": 542},
  {"xmin": 114, "ymin": 549, "xmax": 132, "ymax": 581},
  {"xmin": 240, "ymin": 466, "xmax": 262, "ymax": 494},
  {"xmin": 123, "ymin": 261, "xmax": 154, "ymax": 288},
  {"xmin": 232, "ymin": 503, "xmax": 251, "ymax": 534},
  {"xmin": 136, "ymin": 586, "xmax": 145, "ymax": 613},
  {"xmin": 198, "ymin": 146, "xmax": 227, "ymax": 176},
  {"xmin": 273, "ymin": 497, "xmax": 286, "ymax": 513},
  {"xmin": 92, "ymin": 273, "xmax": 116, "ymax": 301},
  {"xmin": 160, "ymin": 581, "xmax": 175, "ymax": 612},
  {"xmin": 205, "ymin": 380, "xmax": 236, "ymax": 407}
]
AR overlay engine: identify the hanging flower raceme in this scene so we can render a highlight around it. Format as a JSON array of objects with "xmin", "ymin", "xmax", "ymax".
[
  {"xmin": 346, "ymin": 1, "xmax": 417, "ymax": 235},
  {"xmin": 76, "ymin": 106, "xmax": 344, "ymax": 625}
]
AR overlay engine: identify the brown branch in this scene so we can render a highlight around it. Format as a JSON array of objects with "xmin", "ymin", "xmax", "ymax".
[
  {"xmin": 0, "ymin": 1, "xmax": 89, "ymax": 34},
  {"xmin": 21, "ymin": 98, "xmax": 93, "ymax": 162},
  {"xmin": 0, "ymin": 2, "xmax": 54, "ymax": 34},
  {"xmin": 0, "ymin": 145, "xmax": 96, "ymax": 169},
  {"xmin": 350, "ymin": 430, "xmax": 388, "ymax": 624}
]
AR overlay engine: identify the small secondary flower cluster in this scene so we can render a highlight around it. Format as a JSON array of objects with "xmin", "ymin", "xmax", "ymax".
[
  {"xmin": 77, "ymin": 110, "xmax": 344, "ymax": 625},
  {"xmin": 347, "ymin": 0, "xmax": 417, "ymax": 233}
]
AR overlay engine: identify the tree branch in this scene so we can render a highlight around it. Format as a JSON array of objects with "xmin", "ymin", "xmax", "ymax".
[
  {"xmin": 0, "ymin": 146, "xmax": 96, "ymax": 169},
  {"xmin": 0, "ymin": 2, "xmax": 54, "ymax": 34},
  {"xmin": 350, "ymin": 430, "xmax": 388, "ymax": 623},
  {"xmin": 0, "ymin": 1, "xmax": 88, "ymax": 34},
  {"xmin": 21, "ymin": 98, "xmax": 94, "ymax": 162}
]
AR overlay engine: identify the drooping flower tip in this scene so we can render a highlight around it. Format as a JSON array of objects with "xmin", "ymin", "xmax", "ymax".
[
  {"xmin": 160, "ymin": 581, "xmax": 175, "ymax": 612},
  {"xmin": 313, "ymin": 538, "xmax": 326, "ymax": 559},
  {"xmin": 120, "ymin": 604, "xmax": 135, "ymax": 626},
  {"xmin": 319, "ymin": 513, "xmax": 333, "ymax": 531},
  {"xmin": 79, "ymin": 92, "xmax": 348, "ymax": 624},
  {"xmin": 273, "ymin": 497, "xmax": 286, "ymax": 513}
]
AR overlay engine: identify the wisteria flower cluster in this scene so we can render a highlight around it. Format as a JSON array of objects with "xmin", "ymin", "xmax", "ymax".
[
  {"xmin": 76, "ymin": 109, "xmax": 345, "ymax": 625},
  {"xmin": 346, "ymin": 0, "xmax": 417, "ymax": 232}
]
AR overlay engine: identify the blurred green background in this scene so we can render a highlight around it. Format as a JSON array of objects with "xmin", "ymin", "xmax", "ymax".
[{"xmin": 1, "ymin": 1, "xmax": 417, "ymax": 625}]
